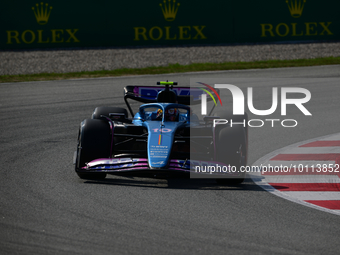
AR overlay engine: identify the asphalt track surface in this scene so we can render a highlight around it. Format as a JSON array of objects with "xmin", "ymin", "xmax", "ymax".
[{"xmin": 1, "ymin": 65, "xmax": 340, "ymax": 255}]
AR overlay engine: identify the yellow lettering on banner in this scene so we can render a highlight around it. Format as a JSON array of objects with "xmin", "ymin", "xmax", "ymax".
[
  {"xmin": 66, "ymin": 29, "xmax": 79, "ymax": 42},
  {"xmin": 261, "ymin": 22, "xmax": 333, "ymax": 37},
  {"xmin": 134, "ymin": 27, "xmax": 148, "ymax": 41},
  {"xmin": 291, "ymin": 23, "xmax": 303, "ymax": 36},
  {"xmin": 51, "ymin": 29, "xmax": 64, "ymax": 43},
  {"xmin": 260, "ymin": 24, "xmax": 274, "ymax": 37},
  {"xmin": 165, "ymin": 27, "xmax": 176, "ymax": 40},
  {"xmin": 149, "ymin": 27, "xmax": 163, "ymax": 40},
  {"xmin": 179, "ymin": 26, "xmax": 191, "ymax": 40},
  {"xmin": 6, "ymin": 31, "xmax": 20, "ymax": 44},
  {"xmin": 319, "ymin": 22, "xmax": 333, "ymax": 35},
  {"xmin": 21, "ymin": 30, "xmax": 35, "ymax": 44},
  {"xmin": 37, "ymin": 30, "xmax": 49, "ymax": 43},
  {"xmin": 275, "ymin": 23, "xmax": 289, "ymax": 37},
  {"xmin": 193, "ymin": 26, "xmax": 206, "ymax": 39},
  {"xmin": 305, "ymin": 22, "xmax": 317, "ymax": 36}
]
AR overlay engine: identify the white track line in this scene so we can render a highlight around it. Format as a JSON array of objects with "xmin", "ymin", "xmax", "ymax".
[
  {"xmin": 280, "ymin": 147, "xmax": 340, "ymax": 154},
  {"xmin": 279, "ymin": 192, "xmax": 340, "ymax": 200},
  {"xmin": 257, "ymin": 175, "xmax": 340, "ymax": 183},
  {"xmin": 321, "ymin": 135, "xmax": 340, "ymax": 140}
]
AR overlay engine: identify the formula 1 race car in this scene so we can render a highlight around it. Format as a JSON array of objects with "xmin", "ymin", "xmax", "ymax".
[{"xmin": 74, "ymin": 81, "xmax": 248, "ymax": 184}]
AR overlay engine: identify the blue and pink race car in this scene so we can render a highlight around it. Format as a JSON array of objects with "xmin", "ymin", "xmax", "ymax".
[{"xmin": 74, "ymin": 81, "xmax": 248, "ymax": 184}]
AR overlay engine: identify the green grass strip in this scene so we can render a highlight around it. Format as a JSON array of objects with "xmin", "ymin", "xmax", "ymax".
[{"xmin": 1, "ymin": 56, "xmax": 339, "ymax": 83}]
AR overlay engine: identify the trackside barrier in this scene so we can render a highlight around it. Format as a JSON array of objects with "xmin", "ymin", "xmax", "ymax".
[{"xmin": 1, "ymin": 0, "xmax": 339, "ymax": 50}]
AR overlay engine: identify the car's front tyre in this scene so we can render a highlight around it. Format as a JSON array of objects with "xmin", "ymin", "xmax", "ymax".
[
  {"xmin": 215, "ymin": 125, "xmax": 247, "ymax": 185},
  {"xmin": 75, "ymin": 119, "xmax": 111, "ymax": 180}
]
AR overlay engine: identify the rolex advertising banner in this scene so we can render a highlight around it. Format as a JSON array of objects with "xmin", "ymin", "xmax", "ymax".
[{"xmin": 1, "ymin": 0, "xmax": 339, "ymax": 50}]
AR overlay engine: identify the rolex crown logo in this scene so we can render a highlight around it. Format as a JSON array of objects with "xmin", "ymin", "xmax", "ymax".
[
  {"xmin": 285, "ymin": 0, "xmax": 306, "ymax": 18},
  {"xmin": 32, "ymin": 2, "xmax": 53, "ymax": 25},
  {"xmin": 159, "ymin": 0, "xmax": 180, "ymax": 22}
]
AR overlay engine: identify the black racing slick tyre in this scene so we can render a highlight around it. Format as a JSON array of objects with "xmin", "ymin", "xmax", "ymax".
[
  {"xmin": 213, "ymin": 110, "xmax": 248, "ymax": 161},
  {"xmin": 92, "ymin": 107, "xmax": 128, "ymax": 120},
  {"xmin": 215, "ymin": 125, "xmax": 247, "ymax": 185},
  {"xmin": 75, "ymin": 119, "xmax": 111, "ymax": 180},
  {"xmin": 213, "ymin": 110, "xmax": 248, "ymax": 141}
]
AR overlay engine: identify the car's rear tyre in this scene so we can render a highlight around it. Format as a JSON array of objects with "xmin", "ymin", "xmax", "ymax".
[
  {"xmin": 75, "ymin": 119, "xmax": 111, "ymax": 180},
  {"xmin": 92, "ymin": 107, "xmax": 128, "ymax": 120},
  {"xmin": 215, "ymin": 125, "xmax": 247, "ymax": 185}
]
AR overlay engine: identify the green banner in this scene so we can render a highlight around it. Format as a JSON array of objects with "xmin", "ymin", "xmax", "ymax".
[{"xmin": 1, "ymin": 0, "xmax": 339, "ymax": 49}]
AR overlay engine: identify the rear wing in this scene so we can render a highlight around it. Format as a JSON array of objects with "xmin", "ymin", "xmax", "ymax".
[{"xmin": 124, "ymin": 85, "xmax": 218, "ymax": 116}]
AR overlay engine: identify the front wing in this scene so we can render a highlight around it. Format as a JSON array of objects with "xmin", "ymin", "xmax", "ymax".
[{"xmin": 77, "ymin": 158, "xmax": 242, "ymax": 177}]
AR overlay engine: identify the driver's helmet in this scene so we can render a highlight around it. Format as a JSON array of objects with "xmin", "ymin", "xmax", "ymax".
[
  {"xmin": 165, "ymin": 108, "xmax": 179, "ymax": 121},
  {"xmin": 156, "ymin": 109, "xmax": 163, "ymax": 120}
]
